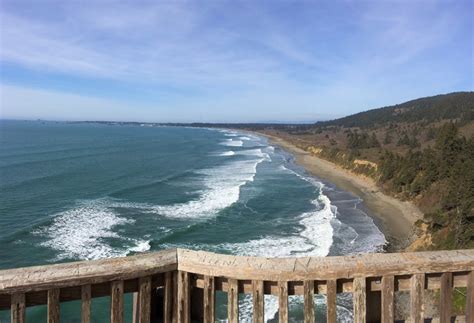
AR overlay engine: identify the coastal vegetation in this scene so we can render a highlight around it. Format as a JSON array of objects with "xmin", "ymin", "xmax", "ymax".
[{"xmin": 253, "ymin": 92, "xmax": 474, "ymax": 250}]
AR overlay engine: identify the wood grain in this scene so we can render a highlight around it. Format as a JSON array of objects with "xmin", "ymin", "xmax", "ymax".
[
  {"xmin": 138, "ymin": 276, "xmax": 151, "ymax": 323},
  {"xmin": 303, "ymin": 280, "xmax": 314, "ymax": 323},
  {"xmin": 81, "ymin": 285, "xmax": 91, "ymax": 323},
  {"xmin": 353, "ymin": 278, "xmax": 366, "ymax": 323},
  {"xmin": 203, "ymin": 275, "xmax": 215, "ymax": 323},
  {"xmin": 252, "ymin": 280, "xmax": 264, "ymax": 323},
  {"xmin": 10, "ymin": 293, "xmax": 25, "ymax": 323},
  {"xmin": 177, "ymin": 271, "xmax": 189, "ymax": 323},
  {"xmin": 381, "ymin": 275, "xmax": 394, "ymax": 323},
  {"xmin": 278, "ymin": 281, "xmax": 288, "ymax": 323},
  {"xmin": 47, "ymin": 288, "xmax": 60, "ymax": 323},
  {"xmin": 410, "ymin": 273, "xmax": 424, "ymax": 323},
  {"xmin": 163, "ymin": 271, "xmax": 173, "ymax": 323},
  {"xmin": 227, "ymin": 278, "xmax": 239, "ymax": 323},
  {"xmin": 326, "ymin": 279, "xmax": 337, "ymax": 323},
  {"xmin": 110, "ymin": 281, "xmax": 124, "ymax": 323}
]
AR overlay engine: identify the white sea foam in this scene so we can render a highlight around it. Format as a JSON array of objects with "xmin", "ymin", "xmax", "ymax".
[
  {"xmin": 239, "ymin": 136, "xmax": 252, "ymax": 141},
  {"xmin": 220, "ymin": 139, "xmax": 243, "ymax": 147},
  {"xmin": 221, "ymin": 191, "xmax": 335, "ymax": 258},
  {"xmin": 129, "ymin": 239, "xmax": 151, "ymax": 253},
  {"xmin": 36, "ymin": 200, "xmax": 134, "ymax": 260},
  {"xmin": 214, "ymin": 173, "xmax": 336, "ymax": 321},
  {"xmin": 150, "ymin": 158, "xmax": 264, "ymax": 219},
  {"xmin": 237, "ymin": 148, "xmax": 271, "ymax": 161},
  {"xmin": 217, "ymin": 151, "xmax": 235, "ymax": 156}
]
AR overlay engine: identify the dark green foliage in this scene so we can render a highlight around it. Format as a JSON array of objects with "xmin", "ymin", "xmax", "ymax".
[
  {"xmin": 315, "ymin": 92, "xmax": 474, "ymax": 128},
  {"xmin": 383, "ymin": 132, "xmax": 393, "ymax": 144},
  {"xmin": 346, "ymin": 131, "xmax": 380, "ymax": 149},
  {"xmin": 378, "ymin": 123, "xmax": 474, "ymax": 248}
]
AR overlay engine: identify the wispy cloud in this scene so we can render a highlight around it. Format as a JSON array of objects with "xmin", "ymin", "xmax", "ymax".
[{"xmin": 0, "ymin": 0, "xmax": 472, "ymax": 121}]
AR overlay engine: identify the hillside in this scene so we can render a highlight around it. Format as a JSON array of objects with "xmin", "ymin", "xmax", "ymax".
[
  {"xmin": 316, "ymin": 92, "xmax": 473, "ymax": 128},
  {"xmin": 257, "ymin": 92, "xmax": 474, "ymax": 250}
]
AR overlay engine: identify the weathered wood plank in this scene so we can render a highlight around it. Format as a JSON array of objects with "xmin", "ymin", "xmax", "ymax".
[
  {"xmin": 252, "ymin": 280, "xmax": 264, "ymax": 323},
  {"xmin": 326, "ymin": 279, "xmax": 337, "ymax": 323},
  {"xmin": 278, "ymin": 281, "xmax": 288, "ymax": 323},
  {"xmin": 177, "ymin": 271, "xmax": 190, "ymax": 323},
  {"xmin": 303, "ymin": 280, "xmax": 314, "ymax": 323},
  {"xmin": 138, "ymin": 277, "xmax": 151, "ymax": 323},
  {"xmin": 47, "ymin": 288, "xmax": 60, "ymax": 323},
  {"xmin": 163, "ymin": 271, "xmax": 173, "ymax": 323},
  {"xmin": 439, "ymin": 272, "xmax": 452, "ymax": 323},
  {"xmin": 132, "ymin": 292, "xmax": 139, "ymax": 323},
  {"xmin": 176, "ymin": 248, "xmax": 474, "ymax": 281},
  {"xmin": 203, "ymin": 275, "xmax": 215, "ymax": 323},
  {"xmin": 0, "ymin": 249, "xmax": 177, "ymax": 294},
  {"xmin": 228, "ymin": 278, "xmax": 239, "ymax": 323},
  {"xmin": 10, "ymin": 293, "xmax": 25, "ymax": 323},
  {"xmin": 466, "ymin": 271, "xmax": 473, "ymax": 323},
  {"xmin": 81, "ymin": 284, "xmax": 91, "ymax": 323},
  {"xmin": 190, "ymin": 272, "xmax": 472, "ymax": 298},
  {"xmin": 410, "ymin": 273, "xmax": 424, "ymax": 323},
  {"xmin": 381, "ymin": 275, "xmax": 394, "ymax": 323},
  {"xmin": 111, "ymin": 281, "xmax": 124, "ymax": 323},
  {"xmin": 353, "ymin": 277, "xmax": 366, "ymax": 323}
]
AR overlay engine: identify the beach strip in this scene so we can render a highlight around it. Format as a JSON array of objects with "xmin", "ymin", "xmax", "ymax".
[{"xmin": 256, "ymin": 132, "xmax": 423, "ymax": 251}]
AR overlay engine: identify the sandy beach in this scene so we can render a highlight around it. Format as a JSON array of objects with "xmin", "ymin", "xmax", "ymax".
[{"xmin": 256, "ymin": 132, "xmax": 423, "ymax": 251}]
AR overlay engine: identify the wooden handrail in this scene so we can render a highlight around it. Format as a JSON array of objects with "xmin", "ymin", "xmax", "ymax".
[
  {"xmin": 177, "ymin": 248, "xmax": 474, "ymax": 280},
  {"xmin": 1, "ymin": 248, "xmax": 473, "ymax": 322}
]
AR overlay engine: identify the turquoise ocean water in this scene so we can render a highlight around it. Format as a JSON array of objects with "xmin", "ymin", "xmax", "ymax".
[{"xmin": 0, "ymin": 120, "xmax": 385, "ymax": 322}]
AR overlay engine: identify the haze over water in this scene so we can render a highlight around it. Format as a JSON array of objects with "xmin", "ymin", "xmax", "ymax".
[{"xmin": 0, "ymin": 120, "xmax": 385, "ymax": 321}]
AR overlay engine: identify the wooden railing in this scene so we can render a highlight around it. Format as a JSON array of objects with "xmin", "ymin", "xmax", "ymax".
[{"xmin": 0, "ymin": 248, "xmax": 473, "ymax": 322}]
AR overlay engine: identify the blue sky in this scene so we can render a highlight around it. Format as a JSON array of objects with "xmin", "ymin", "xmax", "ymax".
[{"xmin": 0, "ymin": 0, "xmax": 472, "ymax": 122}]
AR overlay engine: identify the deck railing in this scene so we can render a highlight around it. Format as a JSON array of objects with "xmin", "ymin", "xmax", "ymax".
[{"xmin": 0, "ymin": 248, "xmax": 473, "ymax": 322}]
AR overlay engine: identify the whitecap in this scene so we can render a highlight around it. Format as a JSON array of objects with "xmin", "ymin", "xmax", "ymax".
[
  {"xmin": 220, "ymin": 139, "xmax": 243, "ymax": 147},
  {"xmin": 150, "ymin": 158, "xmax": 264, "ymax": 219},
  {"xmin": 217, "ymin": 151, "xmax": 235, "ymax": 156},
  {"xmin": 129, "ymin": 240, "xmax": 151, "ymax": 253},
  {"xmin": 237, "ymin": 148, "xmax": 271, "ymax": 161},
  {"xmin": 35, "ymin": 199, "xmax": 134, "ymax": 260}
]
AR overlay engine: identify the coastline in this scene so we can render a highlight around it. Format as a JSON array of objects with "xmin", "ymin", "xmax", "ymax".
[{"xmin": 254, "ymin": 131, "xmax": 423, "ymax": 252}]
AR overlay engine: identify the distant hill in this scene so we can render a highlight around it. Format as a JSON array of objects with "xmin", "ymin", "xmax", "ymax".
[{"xmin": 316, "ymin": 92, "xmax": 474, "ymax": 128}]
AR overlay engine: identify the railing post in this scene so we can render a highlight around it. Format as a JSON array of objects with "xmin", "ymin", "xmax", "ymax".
[
  {"xmin": 138, "ymin": 277, "xmax": 152, "ymax": 323},
  {"xmin": 203, "ymin": 275, "xmax": 215, "ymax": 323},
  {"xmin": 81, "ymin": 285, "xmax": 91, "ymax": 323},
  {"xmin": 410, "ymin": 274, "xmax": 424, "ymax": 323},
  {"xmin": 11, "ymin": 293, "xmax": 25, "ymax": 323},
  {"xmin": 162, "ymin": 271, "xmax": 174, "ymax": 323},
  {"xmin": 381, "ymin": 276, "xmax": 394, "ymax": 323},
  {"xmin": 227, "ymin": 278, "xmax": 239, "ymax": 323},
  {"xmin": 439, "ymin": 272, "xmax": 452, "ymax": 323},
  {"xmin": 177, "ymin": 271, "xmax": 190, "ymax": 323},
  {"xmin": 326, "ymin": 279, "xmax": 337, "ymax": 323},
  {"xmin": 467, "ymin": 271, "xmax": 474, "ymax": 323},
  {"xmin": 111, "ymin": 281, "xmax": 124, "ymax": 323},
  {"xmin": 303, "ymin": 280, "xmax": 314, "ymax": 323},
  {"xmin": 252, "ymin": 280, "xmax": 264, "ymax": 323},
  {"xmin": 353, "ymin": 277, "xmax": 366, "ymax": 323},
  {"xmin": 47, "ymin": 288, "xmax": 60, "ymax": 323},
  {"xmin": 278, "ymin": 281, "xmax": 288, "ymax": 323}
]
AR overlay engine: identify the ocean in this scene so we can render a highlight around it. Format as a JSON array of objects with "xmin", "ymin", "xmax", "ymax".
[{"xmin": 0, "ymin": 120, "xmax": 385, "ymax": 322}]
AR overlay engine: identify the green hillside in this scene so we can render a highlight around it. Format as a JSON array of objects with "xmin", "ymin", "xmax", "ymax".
[{"xmin": 316, "ymin": 92, "xmax": 474, "ymax": 128}]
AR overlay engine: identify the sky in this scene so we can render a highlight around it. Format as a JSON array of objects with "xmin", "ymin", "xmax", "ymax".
[{"xmin": 0, "ymin": 0, "xmax": 472, "ymax": 123}]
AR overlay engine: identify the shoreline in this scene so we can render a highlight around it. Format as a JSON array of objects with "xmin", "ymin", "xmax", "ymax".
[{"xmin": 253, "ymin": 131, "xmax": 423, "ymax": 252}]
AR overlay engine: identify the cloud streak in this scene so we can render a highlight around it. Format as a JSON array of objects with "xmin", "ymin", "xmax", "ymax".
[{"xmin": 0, "ymin": 0, "xmax": 472, "ymax": 121}]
